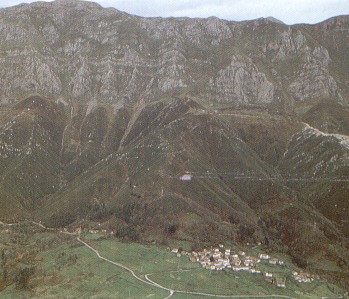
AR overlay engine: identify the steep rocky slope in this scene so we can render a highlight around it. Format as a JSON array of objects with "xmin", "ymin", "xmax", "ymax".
[
  {"xmin": 0, "ymin": 1, "xmax": 348, "ymax": 113},
  {"xmin": 280, "ymin": 123, "xmax": 349, "ymax": 233},
  {"xmin": 0, "ymin": 96, "xmax": 65, "ymax": 219}
]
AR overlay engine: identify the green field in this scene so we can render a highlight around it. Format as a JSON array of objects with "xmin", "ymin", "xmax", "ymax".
[
  {"xmin": 0, "ymin": 228, "xmax": 346, "ymax": 298},
  {"xmin": 80, "ymin": 235, "xmax": 344, "ymax": 299}
]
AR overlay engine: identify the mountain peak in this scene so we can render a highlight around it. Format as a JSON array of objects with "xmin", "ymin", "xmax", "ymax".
[
  {"xmin": 53, "ymin": 0, "xmax": 102, "ymax": 8},
  {"xmin": 265, "ymin": 16, "xmax": 285, "ymax": 24}
]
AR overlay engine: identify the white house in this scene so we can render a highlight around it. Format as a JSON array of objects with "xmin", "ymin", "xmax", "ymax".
[
  {"xmin": 259, "ymin": 253, "xmax": 270, "ymax": 260},
  {"xmin": 180, "ymin": 174, "xmax": 192, "ymax": 181}
]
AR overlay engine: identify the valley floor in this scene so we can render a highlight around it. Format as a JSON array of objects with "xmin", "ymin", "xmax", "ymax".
[{"xmin": 0, "ymin": 221, "xmax": 346, "ymax": 299}]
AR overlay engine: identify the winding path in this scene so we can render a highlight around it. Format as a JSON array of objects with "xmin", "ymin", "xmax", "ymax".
[
  {"xmin": 77, "ymin": 237, "xmax": 296, "ymax": 299},
  {"xmin": 77, "ymin": 237, "xmax": 173, "ymax": 294}
]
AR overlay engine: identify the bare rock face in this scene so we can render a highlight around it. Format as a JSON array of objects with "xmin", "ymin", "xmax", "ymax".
[
  {"xmin": 0, "ymin": 1, "xmax": 347, "ymax": 112},
  {"xmin": 141, "ymin": 16, "xmax": 232, "ymax": 46},
  {"xmin": 288, "ymin": 47, "xmax": 342, "ymax": 101},
  {"xmin": 0, "ymin": 47, "xmax": 62, "ymax": 97},
  {"xmin": 267, "ymin": 29, "xmax": 307, "ymax": 62},
  {"xmin": 158, "ymin": 49, "xmax": 189, "ymax": 92},
  {"xmin": 71, "ymin": 60, "xmax": 91, "ymax": 98},
  {"xmin": 210, "ymin": 55, "xmax": 274, "ymax": 105}
]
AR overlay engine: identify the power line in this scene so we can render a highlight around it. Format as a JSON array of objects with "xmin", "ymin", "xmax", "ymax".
[{"xmin": 171, "ymin": 172, "xmax": 349, "ymax": 183}]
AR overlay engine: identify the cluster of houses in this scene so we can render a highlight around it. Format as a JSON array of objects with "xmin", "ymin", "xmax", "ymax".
[
  {"xmin": 171, "ymin": 244, "xmax": 319, "ymax": 288},
  {"xmin": 171, "ymin": 245, "xmax": 284, "ymax": 283}
]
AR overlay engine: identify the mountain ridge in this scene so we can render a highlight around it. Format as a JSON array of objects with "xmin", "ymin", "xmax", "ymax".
[{"xmin": 0, "ymin": 0, "xmax": 348, "ymax": 113}]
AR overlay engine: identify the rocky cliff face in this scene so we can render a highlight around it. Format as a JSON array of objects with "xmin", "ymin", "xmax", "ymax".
[
  {"xmin": 288, "ymin": 46, "xmax": 341, "ymax": 101},
  {"xmin": 210, "ymin": 55, "xmax": 274, "ymax": 105},
  {"xmin": 0, "ymin": 0, "xmax": 347, "ymax": 112}
]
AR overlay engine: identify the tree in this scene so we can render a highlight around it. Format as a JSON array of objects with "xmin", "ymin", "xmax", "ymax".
[
  {"xmin": 166, "ymin": 224, "xmax": 178, "ymax": 235},
  {"xmin": 16, "ymin": 267, "xmax": 33, "ymax": 290},
  {"xmin": 3, "ymin": 267, "xmax": 8, "ymax": 282},
  {"xmin": 1, "ymin": 249, "xmax": 6, "ymax": 267}
]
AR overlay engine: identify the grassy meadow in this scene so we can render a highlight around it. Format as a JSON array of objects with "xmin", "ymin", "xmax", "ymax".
[{"xmin": 0, "ymin": 226, "xmax": 345, "ymax": 298}]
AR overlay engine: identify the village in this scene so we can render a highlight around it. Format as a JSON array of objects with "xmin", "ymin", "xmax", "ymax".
[
  {"xmin": 170, "ymin": 244, "xmax": 320, "ymax": 288},
  {"xmin": 0, "ymin": 222, "xmax": 321, "ymax": 290}
]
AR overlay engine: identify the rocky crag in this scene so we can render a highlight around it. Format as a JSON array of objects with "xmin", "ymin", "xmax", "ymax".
[{"xmin": 0, "ymin": 1, "xmax": 348, "ymax": 113}]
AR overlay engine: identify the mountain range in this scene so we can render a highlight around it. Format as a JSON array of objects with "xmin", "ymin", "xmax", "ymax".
[{"xmin": 0, "ymin": 0, "xmax": 348, "ymax": 288}]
